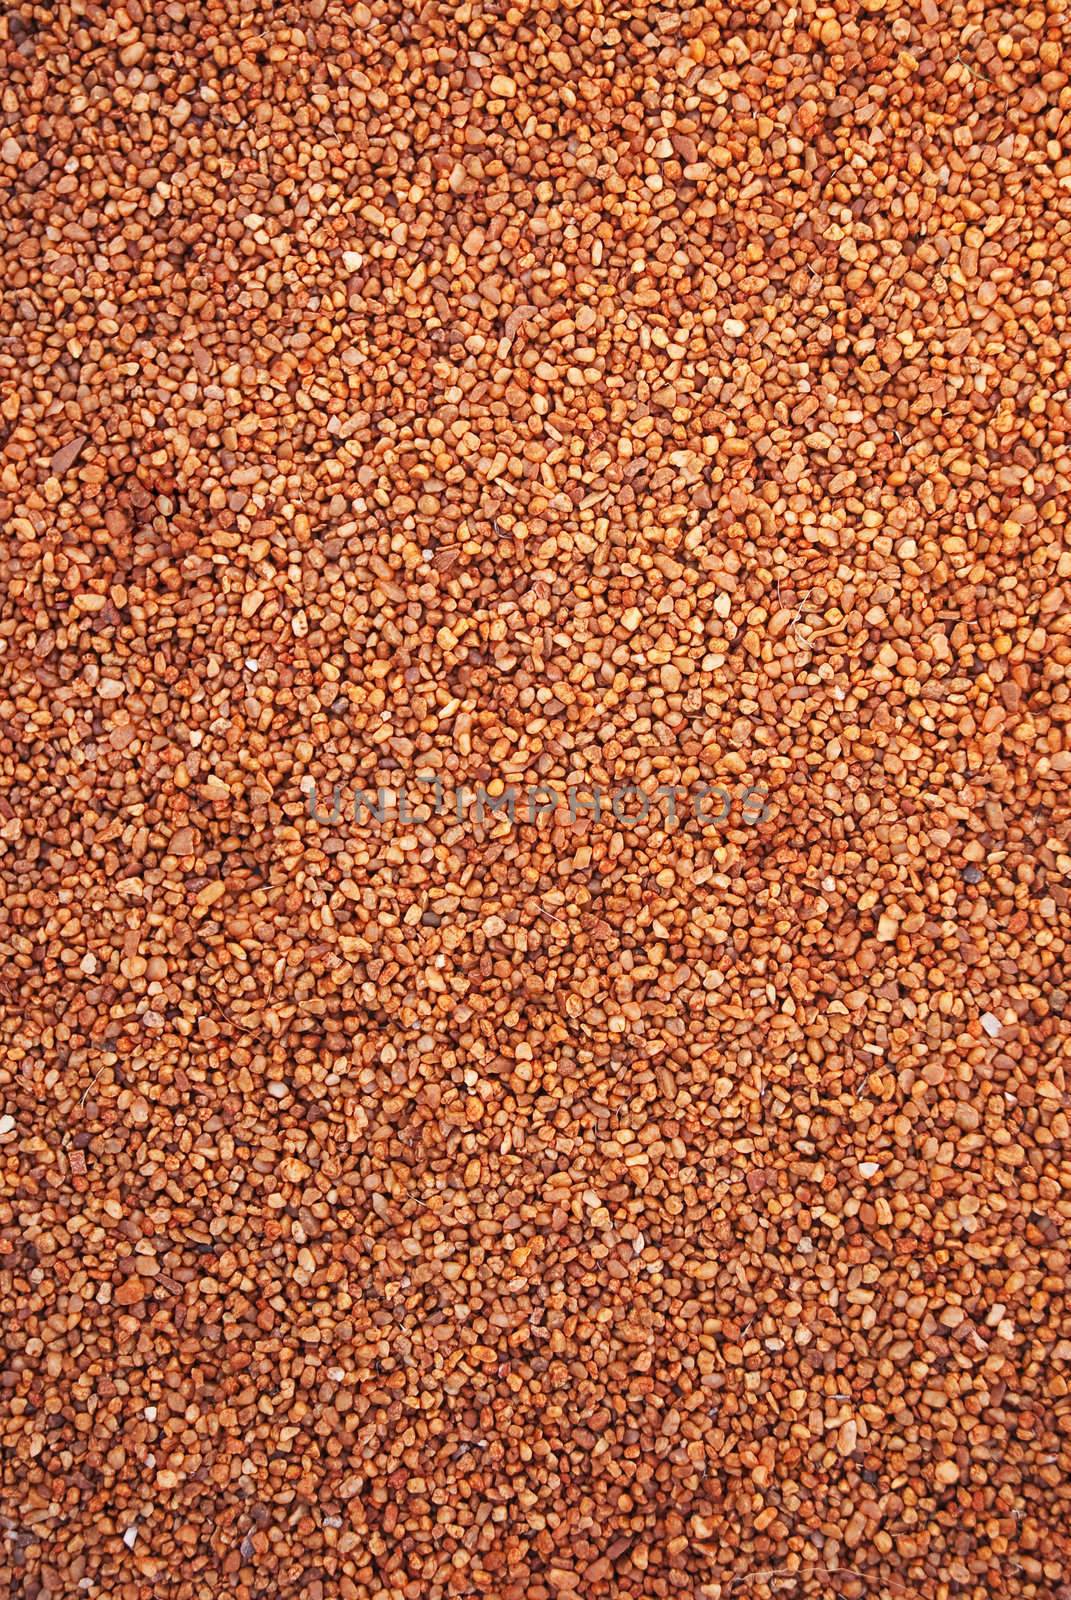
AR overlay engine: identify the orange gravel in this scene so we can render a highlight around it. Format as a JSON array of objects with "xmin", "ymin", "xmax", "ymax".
[{"xmin": 1, "ymin": 1, "xmax": 1070, "ymax": 1598}]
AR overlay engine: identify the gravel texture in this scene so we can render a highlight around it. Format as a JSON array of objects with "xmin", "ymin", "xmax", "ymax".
[{"xmin": 1, "ymin": 1, "xmax": 1071, "ymax": 1597}]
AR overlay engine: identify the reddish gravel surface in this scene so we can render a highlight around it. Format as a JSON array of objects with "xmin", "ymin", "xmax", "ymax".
[{"xmin": 1, "ymin": 2, "xmax": 1071, "ymax": 1598}]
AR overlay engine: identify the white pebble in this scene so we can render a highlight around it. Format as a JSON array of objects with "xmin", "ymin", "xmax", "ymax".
[
  {"xmin": 0, "ymin": 1115, "xmax": 14, "ymax": 1136},
  {"xmin": 122, "ymin": 1527, "xmax": 138, "ymax": 1549},
  {"xmin": 723, "ymin": 318, "xmax": 747, "ymax": 337},
  {"xmin": 858, "ymin": 1161, "xmax": 880, "ymax": 1177},
  {"xmin": 144, "ymin": 1406, "xmax": 157, "ymax": 1421},
  {"xmin": 342, "ymin": 251, "xmax": 363, "ymax": 272},
  {"xmin": 980, "ymin": 1011, "xmax": 1001, "ymax": 1037}
]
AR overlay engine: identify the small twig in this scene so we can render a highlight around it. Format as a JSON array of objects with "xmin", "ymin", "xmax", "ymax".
[
  {"xmin": 776, "ymin": 577, "xmax": 814, "ymax": 654},
  {"xmin": 61, "ymin": 1063, "xmax": 114, "ymax": 1167},
  {"xmin": 78, "ymin": 1064, "xmax": 109, "ymax": 1110},
  {"xmin": 206, "ymin": 991, "xmax": 258, "ymax": 1037}
]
